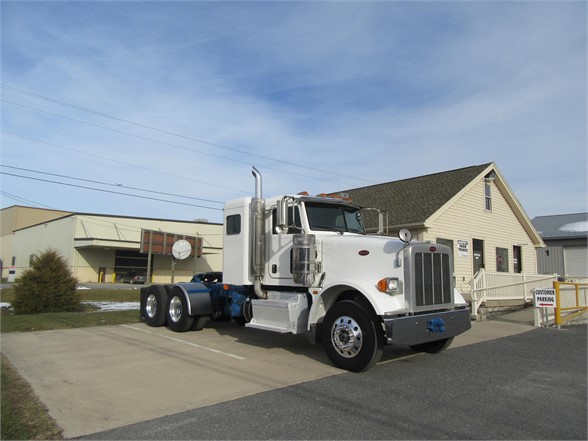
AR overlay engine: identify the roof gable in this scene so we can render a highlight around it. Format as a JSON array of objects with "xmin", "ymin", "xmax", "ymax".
[
  {"xmin": 343, "ymin": 163, "xmax": 492, "ymax": 226},
  {"xmin": 343, "ymin": 162, "xmax": 543, "ymax": 246}
]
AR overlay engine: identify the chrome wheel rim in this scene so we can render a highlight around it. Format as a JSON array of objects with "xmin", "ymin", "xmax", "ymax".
[
  {"xmin": 145, "ymin": 294, "xmax": 157, "ymax": 319},
  {"xmin": 169, "ymin": 296, "xmax": 183, "ymax": 323},
  {"xmin": 331, "ymin": 315, "xmax": 363, "ymax": 358}
]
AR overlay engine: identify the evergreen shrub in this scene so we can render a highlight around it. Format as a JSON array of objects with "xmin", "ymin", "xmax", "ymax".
[{"xmin": 12, "ymin": 249, "xmax": 82, "ymax": 314}]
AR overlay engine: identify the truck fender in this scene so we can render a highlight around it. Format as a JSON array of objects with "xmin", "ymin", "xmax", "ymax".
[
  {"xmin": 308, "ymin": 280, "xmax": 379, "ymax": 328},
  {"xmin": 171, "ymin": 283, "xmax": 213, "ymax": 316},
  {"xmin": 307, "ymin": 284, "xmax": 376, "ymax": 345}
]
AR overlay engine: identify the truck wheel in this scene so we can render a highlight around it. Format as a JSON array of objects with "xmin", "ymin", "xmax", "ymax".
[
  {"xmin": 191, "ymin": 316, "xmax": 208, "ymax": 331},
  {"xmin": 410, "ymin": 337, "xmax": 454, "ymax": 354},
  {"xmin": 322, "ymin": 300, "xmax": 383, "ymax": 372},
  {"xmin": 166, "ymin": 290, "xmax": 195, "ymax": 332},
  {"xmin": 142, "ymin": 285, "xmax": 167, "ymax": 327}
]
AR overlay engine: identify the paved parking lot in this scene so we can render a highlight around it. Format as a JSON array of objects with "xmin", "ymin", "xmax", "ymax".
[
  {"xmin": 1, "ymin": 311, "xmax": 585, "ymax": 439},
  {"xmin": 84, "ymin": 325, "xmax": 587, "ymax": 440}
]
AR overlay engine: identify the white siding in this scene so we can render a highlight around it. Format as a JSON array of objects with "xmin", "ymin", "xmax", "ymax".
[{"xmin": 424, "ymin": 179, "xmax": 539, "ymax": 293}]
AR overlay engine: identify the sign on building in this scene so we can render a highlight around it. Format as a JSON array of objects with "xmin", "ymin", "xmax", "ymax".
[
  {"xmin": 457, "ymin": 240, "xmax": 469, "ymax": 257},
  {"xmin": 140, "ymin": 230, "xmax": 203, "ymax": 258},
  {"xmin": 533, "ymin": 288, "xmax": 556, "ymax": 308}
]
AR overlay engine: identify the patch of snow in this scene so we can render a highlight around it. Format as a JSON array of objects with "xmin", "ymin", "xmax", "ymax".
[
  {"xmin": 84, "ymin": 301, "xmax": 140, "ymax": 312},
  {"xmin": 1, "ymin": 302, "xmax": 13, "ymax": 311},
  {"xmin": 77, "ymin": 287, "xmax": 91, "ymax": 290},
  {"xmin": 0, "ymin": 301, "xmax": 139, "ymax": 312},
  {"xmin": 559, "ymin": 221, "xmax": 588, "ymax": 233}
]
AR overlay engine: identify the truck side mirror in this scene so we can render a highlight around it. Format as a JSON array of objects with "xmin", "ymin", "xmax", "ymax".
[
  {"xmin": 275, "ymin": 198, "xmax": 288, "ymax": 235},
  {"xmin": 378, "ymin": 211, "xmax": 385, "ymax": 235}
]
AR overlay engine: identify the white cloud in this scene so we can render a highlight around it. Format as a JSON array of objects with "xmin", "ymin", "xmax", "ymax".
[{"xmin": 1, "ymin": 1, "xmax": 586, "ymax": 222}]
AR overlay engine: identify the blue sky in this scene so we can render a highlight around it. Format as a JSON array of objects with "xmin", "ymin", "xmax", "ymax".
[{"xmin": 1, "ymin": 0, "xmax": 586, "ymax": 224}]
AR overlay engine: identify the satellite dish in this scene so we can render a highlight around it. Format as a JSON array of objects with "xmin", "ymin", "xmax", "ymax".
[
  {"xmin": 399, "ymin": 229, "xmax": 412, "ymax": 243},
  {"xmin": 172, "ymin": 240, "xmax": 192, "ymax": 260}
]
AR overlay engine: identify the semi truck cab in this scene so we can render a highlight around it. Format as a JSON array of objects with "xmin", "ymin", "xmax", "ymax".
[{"xmin": 141, "ymin": 167, "xmax": 471, "ymax": 372}]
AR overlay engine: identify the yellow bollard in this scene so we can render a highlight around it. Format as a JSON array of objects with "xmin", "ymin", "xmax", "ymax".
[
  {"xmin": 553, "ymin": 281, "xmax": 561, "ymax": 329},
  {"xmin": 112, "ymin": 273, "xmax": 116, "ymax": 283}
]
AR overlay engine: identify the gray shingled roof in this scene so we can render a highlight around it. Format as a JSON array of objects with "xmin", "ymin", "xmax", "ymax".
[
  {"xmin": 531, "ymin": 213, "xmax": 588, "ymax": 240},
  {"xmin": 342, "ymin": 163, "xmax": 492, "ymax": 227}
]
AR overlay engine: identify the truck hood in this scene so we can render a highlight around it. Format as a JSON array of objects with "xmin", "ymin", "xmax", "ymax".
[{"xmin": 320, "ymin": 234, "xmax": 406, "ymax": 259}]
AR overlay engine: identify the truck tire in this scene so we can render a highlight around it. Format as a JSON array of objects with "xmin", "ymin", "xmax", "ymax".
[
  {"xmin": 322, "ymin": 300, "xmax": 384, "ymax": 372},
  {"xmin": 410, "ymin": 337, "xmax": 454, "ymax": 354},
  {"xmin": 142, "ymin": 285, "xmax": 167, "ymax": 327},
  {"xmin": 191, "ymin": 316, "xmax": 208, "ymax": 331},
  {"xmin": 166, "ymin": 288, "xmax": 195, "ymax": 332}
]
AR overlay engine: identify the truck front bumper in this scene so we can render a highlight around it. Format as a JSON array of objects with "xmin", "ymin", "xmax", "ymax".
[{"xmin": 383, "ymin": 308, "xmax": 471, "ymax": 346}]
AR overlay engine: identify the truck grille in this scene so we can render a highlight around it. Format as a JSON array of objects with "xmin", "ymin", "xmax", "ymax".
[{"xmin": 414, "ymin": 252, "xmax": 452, "ymax": 307}]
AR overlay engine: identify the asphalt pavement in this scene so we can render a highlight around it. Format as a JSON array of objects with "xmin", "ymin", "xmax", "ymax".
[
  {"xmin": 83, "ymin": 325, "xmax": 587, "ymax": 440},
  {"xmin": 1, "ymin": 308, "xmax": 586, "ymax": 440}
]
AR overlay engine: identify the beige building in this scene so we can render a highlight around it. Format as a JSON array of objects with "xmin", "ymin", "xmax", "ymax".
[
  {"xmin": 343, "ymin": 163, "xmax": 546, "ymax": 303},
  {"xmin": 1, "ymin": 206, "xmax": 223, "ymax": 283}
]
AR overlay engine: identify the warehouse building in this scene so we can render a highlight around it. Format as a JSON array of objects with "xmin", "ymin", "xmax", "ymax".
[
  {"xmin": 0, "ymin": 206, "xmax": 223, "ymax": 284},
  {"xmin": 533, "ymin": 212, "xmax": 588, "ymax": 279}
]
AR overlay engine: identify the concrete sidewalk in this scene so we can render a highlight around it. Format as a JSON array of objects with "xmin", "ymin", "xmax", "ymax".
[{"xmin": 1, "ymin": 308, "xmax": 538, "ymax": 439}]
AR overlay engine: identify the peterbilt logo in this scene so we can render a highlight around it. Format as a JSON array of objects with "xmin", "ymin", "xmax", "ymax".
[{"xmin": 358, "ymin": 250, "xmax": 370, "ymax": 256}]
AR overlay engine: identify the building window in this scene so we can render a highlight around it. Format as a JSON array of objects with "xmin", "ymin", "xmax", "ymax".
[
  {"xmin": 226, "ymin": 214, "xmax": 241, "ymax": 235},
  {"xmin": 11, "ymin": 256, "xmax": 16, "ymax": 266},
  {"xmin": 484, "ymin": 181, "xmax": 492, "ymax": 211},
  {"xmin": 496, "ymin": 247, "xmax": 509, "ymax": 272},
  {"xmin": 484, "ymin": 171, "xmax": 495, "ymax": 211}
]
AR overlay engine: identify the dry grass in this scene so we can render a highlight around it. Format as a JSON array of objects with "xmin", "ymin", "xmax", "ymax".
[{"xmin": 1, "ymin": 354, "xmax": 64, "ymax": 440}]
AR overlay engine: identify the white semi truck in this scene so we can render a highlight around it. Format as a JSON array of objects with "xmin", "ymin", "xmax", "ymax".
[{"xmin": 140, "ymin": 167, "xmax": 471, "ymax": 372}]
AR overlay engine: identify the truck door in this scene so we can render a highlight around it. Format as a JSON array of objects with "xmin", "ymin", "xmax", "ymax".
[{"xmin": 269, "ymin": 205, "xmax": 302, "ymax": 281}]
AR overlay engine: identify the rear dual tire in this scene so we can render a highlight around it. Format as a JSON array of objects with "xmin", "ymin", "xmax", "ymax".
[
  {"xmin": 166, "ymin": 287, "xmax": 208, "ymax": 332},
  {"xmin": 142, "ymin": 285, "xmax": 167, "ymax": 327},
  {"xmin": 142, "ymin": 285, "xmax": 207, "ymax": 332}
]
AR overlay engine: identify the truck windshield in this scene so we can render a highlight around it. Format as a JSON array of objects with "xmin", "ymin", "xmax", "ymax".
[{"xmin": 305, "ymin": 202, "xmax": 365, "ymax": 234}]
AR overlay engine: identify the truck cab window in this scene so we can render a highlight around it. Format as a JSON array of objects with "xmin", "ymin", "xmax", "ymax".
[
  {"xmin": 226, "ymin": 214, "xmax": 241, "ymax": 235},
  {"xmin": 305, "ymin": 202, "xmax": 365, "ymax": 234},
  {"xmin": 272, "ymin": 206, "xmax": 302, "ymax": 234}
]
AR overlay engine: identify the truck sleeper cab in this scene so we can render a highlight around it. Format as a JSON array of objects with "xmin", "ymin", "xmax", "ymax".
[{"xmin": 140, "ymin": 168, "xmax": 471, "ymax": 372}]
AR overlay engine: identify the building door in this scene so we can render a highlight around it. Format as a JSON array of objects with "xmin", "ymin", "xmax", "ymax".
[
  {"xmin": 513, "ymin": 246, "xmax": 522, "ymax": 273},
  {"xmin": 473, "ymin": 239, "xmax": 485, "ymax": 274},
  {"xmin": 564, "ymin": 246, "xmax": 588, "ymax": 277}
]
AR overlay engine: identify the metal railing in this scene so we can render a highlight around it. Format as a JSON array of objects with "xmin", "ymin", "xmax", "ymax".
[
  {"xmin": 554, "ymin": 281, "xmax": 588, "ymax": 328},
  {"xmin": 470, "ymin": 269, "xmax": 559, "ymax": 316}
]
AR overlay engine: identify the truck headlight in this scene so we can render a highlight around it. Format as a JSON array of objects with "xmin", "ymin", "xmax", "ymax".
[{"xmin": 377, "ymin": 277, "xmax": 403, "ymax": 295}]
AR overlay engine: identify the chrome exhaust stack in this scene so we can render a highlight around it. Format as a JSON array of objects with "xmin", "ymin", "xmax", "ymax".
[{"xmin": 251, "ymin": 167, "xmax": 267, "ymax": 299}]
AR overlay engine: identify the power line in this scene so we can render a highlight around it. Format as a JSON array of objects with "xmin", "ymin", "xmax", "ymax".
[
  {"xmin": 1, "ymin": 165, "xmax": 225, "ymax": 205},
  {"xmin": 1, "ymin": 84, "xmax": 376, "ymax": 184},
  {"xmin": 0, "ymin": 190, "xmax": 56, "ymax": 209},
  {"xmin": 2, "ymin": 131, "xmax": 249, "ymax": 194},
  {"xmin": 3, "ymin": 99, "xmax": 359, "ymax": 186},
  {"xmin": 3, "ymin": 99, "xmax": 365, "ymax": 186},
  {"xmin": 0, "ymin": 172, "xmax": 223, "ymax": 211}
]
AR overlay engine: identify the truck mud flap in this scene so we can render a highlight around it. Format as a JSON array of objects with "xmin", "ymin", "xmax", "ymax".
[{"xmin": 383, "ymin": 308, "xmax": 471, "ymax": 346}]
